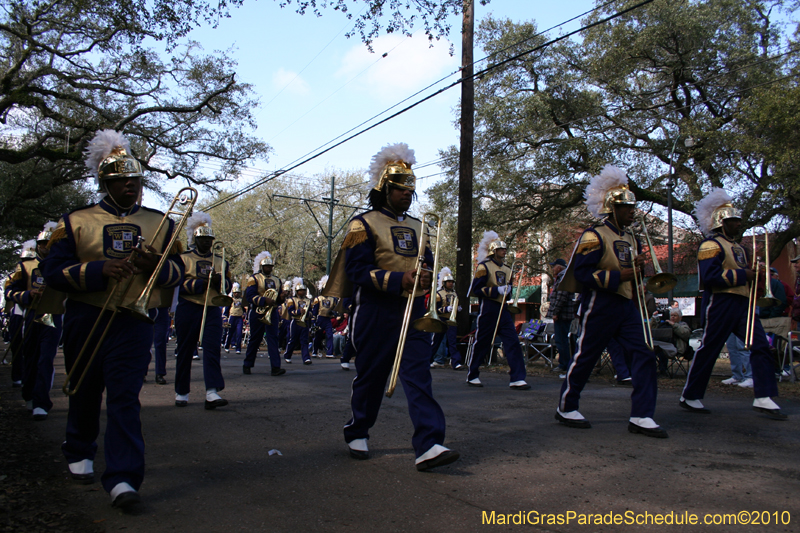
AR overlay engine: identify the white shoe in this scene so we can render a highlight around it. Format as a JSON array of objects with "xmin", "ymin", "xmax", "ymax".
[
  {"xmin": 467, "ymin": 377, "xmax": 482, "ymax": 387},
  {"xmin": 225, "ymin": 348, "xmax": 229, "ymax": 353},
  {"xmin": 753, "ymin": 397, "xmax": 780, "ymax": 410},
  {"xmin": 68, "ymin": 459, "xmax": 93, "ymax": 476},
  {"xmin": 721, "ymin": 377, "xmax": 740, "ymax": 385},
  {"xmin": 430, "ymin": 362, "xmax": 445, "ymax": 368},
  {"xmin": 737, "ymin": 378, "xmax": 753, "ymax": 388},
  {"xmin": 192, "ymin": 354, "xmax": 200, "ymax": 360},
  {"xmin": 325, "ymin": 354, "xmax": 335, "ymax": 358},
  {"xmin": 341, "ymin": 362, "xmax": 350, "ymax": 370},
  {"xmin": 32, "ymin": 407, "xmax": 48, "ymax": 420},
  {"xmin": 679, "ymin": 397, "xmax": 706, "ymax": 409},
  {"xmin": 629, "ymin": 416, "xmax": 659, "ymax": 429},
  {"xmin": 206, "ymin": 389, "xmax": 223, "ymax": 402},
  {"xmin": 236, "ymin": 351, "xmax": 241, "ymax": 354}
]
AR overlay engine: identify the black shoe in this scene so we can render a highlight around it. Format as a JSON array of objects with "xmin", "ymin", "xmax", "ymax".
[
  {"xmin": 554, "ymin": 411, "xmax": 592, "ymax": 429},
  {"xmin": 243, "ymin": 366, "xmax": 251, "ymax": 375},
  {"xmin": 416, "ymin": 449, "xmax": 460, "ymax": 472},
  {"xmin": 348, "ymin": 448, "xmax": 369, "ymax": 460},
  {"xmin": 616, "ymin": 378, "xmax": 633, "ymax": 387},
  {"xmin": 753, "ymin": 406, "xmax": 788, "ymax": 420},
  {"xmin": 628, "ymin": 422, "xmax": 669, "ymax": 438},
  {"xmin": 70, "ymin": 472, "xmax": 95, "ymax": 485},
  {"xmin": 155, "ymin": 375, "xmax": 167, "ymax": 385},
  {"xmin": 271, "ymin": 368, "xmax": 286, "ymax": 376},
  {"xmin": 175, "ymin": 400, "xmax": 188, "ymax": 407},
  {"xmin": 510, "ymin": 384, "xmax": 531, "ymax": 390},
  {"xmin": 679, "ymin": 399, "xmax": 711, "ymax": 414},
  {"xmin": 112, "ymin": 490, "xmax": 142, "ymax": 511},
  {"xmin": 205, "ymin": 398, "xmax": 229, "ymax": 410}
]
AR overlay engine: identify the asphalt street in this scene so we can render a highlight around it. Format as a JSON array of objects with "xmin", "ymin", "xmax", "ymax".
[{"xmin": 11, "ymin": 343, "xmax": 800, "ymax": 532}]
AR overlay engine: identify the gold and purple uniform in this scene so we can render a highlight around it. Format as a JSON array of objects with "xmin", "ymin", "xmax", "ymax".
[
  {"xmin": 429, "ymin": 288, "xmax": 461, "ymax": 368},
  {"xmin": 312, "ymin": 295, "xmax": 338, "ymax": 357},
  {"xmin": 41, "ymin": 197, "xmax": 183, "ymax": 495},
  {"xmin": 468, "ymin": 258, "xmax": 526, "ymax": 382},
  {"xmin": 558, "ymin": 219, "xmax": 658, "ymax": 419},
  {"xmin": 682, "ymin": 233, "xmax": 778, "ymax": 401},
  {"xmin": 335, "ymin": 207, "xmax": 446, "ymax": 459},
  {"xmin": 283, "ymin": 296, "xmax": 312, "ymax": 362},
  {"xmin": 223, "ymin": 296, "xmax": 245, "ymax": 352},
  {"xmin": 244, "ymin": 272, "xmax": 283, "ymax": 370},
  {"xmin": 174, "ymin": 248, "xmax": 231, "ymax": 396}
]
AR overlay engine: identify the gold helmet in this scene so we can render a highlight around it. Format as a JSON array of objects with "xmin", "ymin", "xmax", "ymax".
[
  {"xmin": 585, "ymin": 165, "xmax": 636, "ymax": 217},
  {"xmin": 368, "ymin": 143, "xmax": 417, "ymax": 192},
  {"xmin": 36, "ymin": 221, "xmax": 58, "ymax": 243},
  {"xmin": 292, "ymin": 277, "xmax": 307, "ymax": 293},
  {"xmin": 186, "ymin": 211, "xmax": 214, "ymax": 245},
  {"xmin": 488, "ymin": 240, "xmax": 507, "ymax": 256},
  {"xmin": 694, "ymin": 188, "xmax": 741, "ymax": 235},
  {"xmin": 84, "ymin": 130, "xmax": 144, "ymax": 186}
]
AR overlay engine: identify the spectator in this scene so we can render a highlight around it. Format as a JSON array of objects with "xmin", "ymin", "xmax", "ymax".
[
  {"xmin": 722, "ymin": 333, "xmax": 752, "ymax": 387},
  {"xmin": 545, "ymin": 258, "xmax": 579, "ymax": 373},
  {"xmin": 791, "ymin": 255, "xmax": 800, "ymax": 325}
]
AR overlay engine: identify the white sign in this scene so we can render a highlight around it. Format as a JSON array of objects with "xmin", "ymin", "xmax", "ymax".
[{"xmin": 655, "ymin": 297, "xmax": 696, "ymax": 316}]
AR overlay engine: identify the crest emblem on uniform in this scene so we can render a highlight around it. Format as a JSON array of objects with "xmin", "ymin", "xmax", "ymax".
[
  {"xmin": 391, "ymin": 227, "xmax": 418, "ymax": 257},
  {"xmin": 496, "ymin": 271, "xmax": 507, "ymax": 286},
  {"xmin": 103, "ymin": 223, "xmax": 141, "ymax": 259},
  {"xmin": 198, "ymin": 260, "xmax": 213, "ymax": 278},
  {"xmin": 733, "ymin": 245, "xmax": 747, "ymax": 268},
  {"xmin": 322, "ymin": 299, "xmax": 331, "ymax": 308},
  {"xmin": 613, "ymin": 241, "xmax": 632, "ymax": 267},
  {"xmin": 266, "ymin": 279, "xmax": 276, "ymax": 289}
]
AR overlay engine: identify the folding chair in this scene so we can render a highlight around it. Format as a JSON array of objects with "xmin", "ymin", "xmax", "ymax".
[
  {"xmin": 779, "ymin": 331, "xmax": 800, "ymax": 382},
  {"xmin": 521, "ymin": 320, "xmax": 554, "ymax": 367}
]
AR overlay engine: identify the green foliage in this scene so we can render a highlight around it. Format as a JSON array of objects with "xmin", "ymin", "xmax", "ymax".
[{"xmin": 430, "ymin": 0, "xmax": 800, "ymax": 264}]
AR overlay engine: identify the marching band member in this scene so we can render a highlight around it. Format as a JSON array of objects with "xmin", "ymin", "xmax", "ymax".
[
  {"xmin": 283, "ymin": 278, "xmax": 313, "ymax": 364},
  {"xmin": 41, "ymin": 129, "xmax": 184, "ymax": 509},
  {"xmin": 174, "ymin": 211, "xmax": 231, "ymax": 409},
  {"xmin": 243, "ymin": 251, "xmax": 285, "ymax": 375},
  {"xmin": 429, "ymin": 267, "xmax": 464, "ymax": 370},
  {"xmin": 679, "ymin": 189, "xmax": 785, "ymax": 419},
  {"xmin": 4, "ymin": 241, "xmax": 37, "ymax": 388},
  {"xmin": 278, "ymin": 280, "xmax": 292, "ymax": 351},
  {"xmin": 555, "ymin": 165, "xmax": 666, "ymax": 437},
  {"xmin": 467, "ymin": 232, "xmax": 529, "ymax": 389},
  {"xmin": 326, "ymin": 143, "xmax": 458, "ymax": 471},
  {"xmin": 5, "ymin": 225, "xmax": 65, "ymax": 420},
  {"xmin": 338, "ymin": 295, "xmax": 355, "ymax": 370},
  {"xmin": 151, "ymin": 287, "xmax": 176, "ymax": 385},
  {"xmin": 312, "ymin": 275, "xmax": 338, "ymax": 358},
  {"xmin": 224, "ymin": 283, "xmax": 246, "ymax": 354}
]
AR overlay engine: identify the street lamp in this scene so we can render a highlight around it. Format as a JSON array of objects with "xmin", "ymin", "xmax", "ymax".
[
  {"xmin": 667, "ymin": 135, "xmax": 694, "ymax": 304},
  {"xmin": 300, "ymin": 230, "xmax": 321, "ymax": 279}
]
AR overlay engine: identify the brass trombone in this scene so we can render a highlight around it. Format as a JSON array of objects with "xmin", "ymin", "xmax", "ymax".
[
  {"xmin": 386, "ymin": 213, "xmax": 445, "ymax": 398},
  {"xmin": 487, "ymin": 260, "xmax": 524, "ymax": 359},
  {"xmin": 210, "ymin": 242, "xmax": 233, "ymax": 308},
  {"xmin": 62, "ymin": 187, "xmax": 198, "ymax": 396},
  {"xmin": 745, "ymin": 228, "xmax": 780, "ymax": 348},
  {"xmin": 630, "ymin": 238, "xmax": 655, "ymax": 351},
  {"xmin": 445, "ymin": 294, "xmax": 458, "ymax": 328},
  {"xmin": 633, "ymin": 216, "xmax": 678, "ymax": 295}
]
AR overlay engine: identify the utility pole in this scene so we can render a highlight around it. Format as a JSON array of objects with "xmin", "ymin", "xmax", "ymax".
[
  {"xmin": 273, "ymin": 175, "xmax": 361, "ymax": 276},
  {"xmin": 456, "ymin": 0, "xmax": 475, "ymax": 337}
]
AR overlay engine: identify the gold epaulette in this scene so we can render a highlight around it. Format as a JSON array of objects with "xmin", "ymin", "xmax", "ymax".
[
  {"xmin": 576, "ymin": 231, "xmax": 601, "ymax": 255},
  {"xmin": 474, "ymin": 264, "xmax": 487, "ymax": 278},
  {"xmin": 47, "ymin": 223, "xmax": 67, "ymax": 247},
  {"xmin": 341, "ymin": 219, "xmax": 368, "ymax": 249},
  {"xmin": 9, "ymin": 269, "xmax": 23, "ymax": 283},
  {"xmin": 698, "ymin": 241, "xmax": 722, "ymax": 261},
  {"xmin": 246, "ymin": 279, "xmax": 256, "ymax": 287}
]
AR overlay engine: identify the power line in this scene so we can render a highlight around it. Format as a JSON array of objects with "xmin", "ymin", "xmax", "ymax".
[{"xmin": 205, "ymin": 0, "xmax": 658, "ymax": 211}]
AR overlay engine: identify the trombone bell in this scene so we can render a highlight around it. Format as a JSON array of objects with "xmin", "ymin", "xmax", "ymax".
[
  {"xmin": 646, "ymin": 272, "xmax": 678, "ymax": 294},
  {"xmin": 212, "ymin": 295, "xmax": 234, "ymax": 307},
  {"xmin": 413, "ymin": 314, "xmax": 447, "ymax": 333}
]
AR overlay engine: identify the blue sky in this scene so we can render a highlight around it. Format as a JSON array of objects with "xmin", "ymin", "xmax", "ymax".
[{"xmin": 145, "ymin": 0, "xmax": 597, "ymax": 207}]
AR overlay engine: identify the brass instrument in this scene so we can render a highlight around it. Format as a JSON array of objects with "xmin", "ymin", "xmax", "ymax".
[
  {"xmin": 745, "ymin": 228, "xmax": 780, "ymax": 349},
  {"xmin": 210, "ymin": 242, "xmax": 233, "ymax": 307},
  {"xmin": 445, "ymin": 293, "xmax": 458, "ymax": 328},
  {"xmin": 506, "ymin": 260, "xmax": 525, "ymax": 315},
  {"xmin": 487, "ymin": 260, "xmax": 524, "ymax": 355},
  {"xmin": 386, "ymin": 213, "xmax": 444, "ymax": 397},
  {"xmin": 630, "ymin": 233, "xmax": 655, "ymax": 351},
  {"xmin": 633, "ymin": 216, "xmax": 678, "ymax": 294},
  {"xmin": 295, "ymin": 297, "xmax": 312, "ymax": 328},
  {"xmin": 256, "ymin": 288, "xmax": 278, "ymax": 324},
  {"xmin": 63, "ymin": 187, "xmax": 198, "ymax": 396}
]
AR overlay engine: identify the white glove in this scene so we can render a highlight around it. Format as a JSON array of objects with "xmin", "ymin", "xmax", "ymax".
[
  {"xmin": 498, "ymin": 285, "xmax": 511, "ymax": 296},
  {"xmin": 446, "ymin": 306, "xmax": 453, "ymax": 312},
  {"xmin": 457, "ymin": 306, "xmax": 462, "ymax": 312}
]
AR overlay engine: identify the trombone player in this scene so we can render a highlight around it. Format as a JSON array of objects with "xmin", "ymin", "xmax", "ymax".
[
  {"xmin": 326, "ymin": 143, "xmax": 458, "ymax": 471},
  {"xmin": 555, "ymin": 165, "xmax": 666, "ymax": 438},
  {"xmin": 679, "ymin": 189, "xmax": 786, "ymax": 419},
  {"xmin": 467, "ymin": 232, "xmax": 529, "ymax": 389},
  {"xmin": 174, "ymin": 211, "xmax": 231, "ymax": 409},
  {"xmin": 429, "ymin": 267, "xmax": 464, "ymax": 370},
  {"xmin": 40, "ymin": 130, "xmax": 184, "ymax": 510}
]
